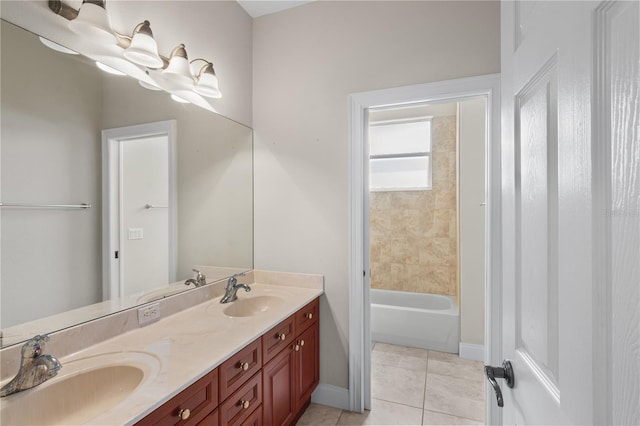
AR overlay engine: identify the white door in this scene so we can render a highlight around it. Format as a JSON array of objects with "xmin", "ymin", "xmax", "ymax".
[
  {"xmin": 121, "ymin": 135, "xmax": 169, "ymax": 295},
  {"xmin": 498, "ymin": 1, "xmax": 639, "ymax": 425},
  {"xmin": 102, "ymin": 120, "xmax": 177, "ymax": 300}
]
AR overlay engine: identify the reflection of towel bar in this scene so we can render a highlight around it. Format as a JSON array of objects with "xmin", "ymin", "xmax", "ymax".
[
  {"xmin": 0, "ymin": 202, "xmax": 91, "ymax": 209},
  {"xmin": 145, "ymin": 204, "xmax": 168, "ymax": 209}
]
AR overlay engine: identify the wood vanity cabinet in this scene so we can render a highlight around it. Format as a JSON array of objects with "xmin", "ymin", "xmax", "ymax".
[
  {"xmin": 263, "ymin": 298, "xmax": 320, "ymax": 426},
  {"xmin": 136, "ymin": 297, "xmax": 319, "ymax": 426}
]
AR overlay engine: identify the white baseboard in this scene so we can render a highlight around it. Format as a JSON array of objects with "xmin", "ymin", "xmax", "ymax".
[
  {"xmin": 311, "ymin": 384, "xmax": 350, "ymax": 410},
  {"xmin": 459, "ymin": 342, "xmax": 484, "ymax": 362}
]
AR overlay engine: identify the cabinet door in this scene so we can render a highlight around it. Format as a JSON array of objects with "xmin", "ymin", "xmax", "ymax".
[
  {"xmin": 295, "ymin": 322, "xmax": 319, "ymax": 409},
  {"xmin": 263, "ymin": 346, "xmax": 296, "ymax": 426}
]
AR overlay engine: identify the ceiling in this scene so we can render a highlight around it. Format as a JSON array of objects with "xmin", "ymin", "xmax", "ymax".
[{"xmin": 236, "ymin": 0, "xmax": 316, "ymax": 18}]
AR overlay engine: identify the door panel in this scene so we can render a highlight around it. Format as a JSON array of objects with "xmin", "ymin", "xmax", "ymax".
[{"xmin": 515, "ymin": 59, "xmax": 560, "ymax": 394}]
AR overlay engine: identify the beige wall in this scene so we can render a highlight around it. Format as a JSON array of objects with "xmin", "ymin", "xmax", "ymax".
[
  {"xmin": 459, "ymin": 98, "xmax": 487, "ymax": 346},
  {"xmin": 0, "ymin": 0, "xmax": 253, "ymax": 126},
  {"xmin": 370, "ymin": 116, "xmax": 458, "ymax": 296},
  {"xmin": 1, "ymin": 21, "xmax": 103, "ymax": 326},
  {"xmin": 253, "ymin": 1, "xmax": 500, "ymax": 390}
]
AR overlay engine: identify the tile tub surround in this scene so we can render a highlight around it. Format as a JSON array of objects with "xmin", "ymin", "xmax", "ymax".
[
  {"xmin": 370, "ymin": 116, "xmax": 458, "ymax": 297},
  {"xmin": 0, "ymin": 270, "xmax": 323, "ymax": 425},
  {"xmin": 297, "ymin": 343, "xmax": 485, "ymax": 425}
]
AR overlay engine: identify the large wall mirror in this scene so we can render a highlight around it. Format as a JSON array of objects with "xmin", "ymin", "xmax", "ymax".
[{"xmin": 0, "ymin": 19, "xmax": 253, "ymax": 348}]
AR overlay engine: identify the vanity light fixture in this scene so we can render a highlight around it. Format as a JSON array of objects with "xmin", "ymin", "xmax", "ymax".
[
  {"xmin": 192, "ymin": 60, "xmax": 222, "ymax": 99},
  {"xmin": 68, "ymin": 0, "xmax": 116, "ymax": 44},
  {"xmin": 139, "ymin": 79, "xmax": 163, "ymax": 91},
  {"xmin": 48, "ymin": 0, "xmax": 223, "ymax": 105},
  {"xmin": 96, "ymin": 61, "xmax": 126, "ymax": 76},
  {"xmin": 170, "ymin": 94, "xmax": 190, "ymax": 103},
  {"xmin": 163, "ymin": 44, "xmax": 194, "ymax": 85},
  {"xmin": 123, "ymin": 21, "xmax": 164, "ymax": 69},
  {"xmin": 39, "ymin": 37, "xmax": 79, "ymax": 55}
]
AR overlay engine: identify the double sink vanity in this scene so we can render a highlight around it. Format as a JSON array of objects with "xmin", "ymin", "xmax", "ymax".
[{"xmin": 0, "ymin": 270, "xmax": 323, "ymax": 425}]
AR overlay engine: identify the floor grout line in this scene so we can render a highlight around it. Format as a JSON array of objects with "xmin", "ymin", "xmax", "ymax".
[{"xmin": 305, "ymin": 343, "xmax": 485, "ymax": 426}]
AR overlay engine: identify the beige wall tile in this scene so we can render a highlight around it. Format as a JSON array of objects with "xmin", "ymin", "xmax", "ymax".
[{"xmin": 370, "ymin": 116, "xmax": 458, "ymax": 296}]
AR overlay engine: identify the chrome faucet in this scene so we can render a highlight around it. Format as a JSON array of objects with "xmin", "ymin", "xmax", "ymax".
[
  {"xmin": 184, "ymin": 269, "xmax": 207, "ymax": 287},
  {"xmin": 220, "ymin": 272, "xmax": 251, "ymax": 303},
  {"xmin": 1, "ymin": 335, "xmax": 62, "ymax": 397}
]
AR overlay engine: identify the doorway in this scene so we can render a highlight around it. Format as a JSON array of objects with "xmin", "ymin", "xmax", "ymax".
[
  {"xmin": 102, "ymin": 120, "xmax": 177, "ymax": 300},
  {"xmin": 366, "ymin": 98, "xmax": 486, "ymax": 423},
  {"xmin": 348, "ymin": 74, "xmax": 501, "ymax": 425}
]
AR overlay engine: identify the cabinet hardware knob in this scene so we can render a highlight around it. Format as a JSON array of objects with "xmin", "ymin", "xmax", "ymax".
[
  {"xmin": 300, "ymin": 339, "xmax": 305, "ymax": 347},
  {"xmin": 178, "ymin": 408, "xmax": 191, "ymax": 420},
  {"xmin": 278, "ymin": 333, "xmax": 286, "ymax": 341},
  {"xmin": 294, "ymin": 344, "xmax": 300, "ymax": 351},
  {"xmin": 241, "ymin": 400, "xmax": 250, "ymax": 409},
  {"xmin": 306, "ymin": 313, "xmax": 313, "ymax": 319},
  {"xmin": 239, "ymin": 362, "xmax": 250, "ymax": 371}
]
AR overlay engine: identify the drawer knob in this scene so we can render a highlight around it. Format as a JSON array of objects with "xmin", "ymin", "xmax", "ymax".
[
  {"xmin": 239, "ymin": 362, "xmax": 250, "ymax": 371},
  {"xmin": 306, "ymin": 313, "xmax": 313, "ymax": 319},
  {"xmin": 178, "ymin": 408, "xmax": 191, "ymax": 420},
  {"xmin": 300, "ymin": 339, "xmax": 305, "ymax": 347},
  {"xmin": 294, "ymin": 344, "xmax": 300, "ymax": 351},
  {"xmin": 278, "ymin": 333, "xmax": 286, "ymax": 341},
  {"xmin": 241, "ymin": 400, "xmax": 250, "ymax": 409}
]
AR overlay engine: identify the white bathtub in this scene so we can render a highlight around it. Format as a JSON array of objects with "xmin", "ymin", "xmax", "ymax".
[{"xmin": 370, "ymin": 289, "xmax": 459, "ymax": 353}]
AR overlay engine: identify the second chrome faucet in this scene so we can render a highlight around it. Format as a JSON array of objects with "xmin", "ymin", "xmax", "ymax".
[
  {"xmin": 184, "ymin": 269, "xmax": 207, "ymax": 288},
  {"xmin": 220, "ymin": 272, "xmax": 251, "ymax": 303}
]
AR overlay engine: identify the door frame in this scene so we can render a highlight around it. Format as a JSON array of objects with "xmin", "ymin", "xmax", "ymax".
[
  {"xmin": 348, "ymin": 74, "xmax": 502, "ymax": 424},
  {"xmin": 101, "ymin": 120, "xmax": 177, "ymax": 300}
]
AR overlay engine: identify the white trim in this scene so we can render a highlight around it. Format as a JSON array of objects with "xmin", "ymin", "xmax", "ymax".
[
  {"xmin": 348, "ymin": 74, "xmax": 502, "ymax": 424},
  {"xmin": 311, "ymin": 384, "xmax": 350, "ymax": 411},
  {"xmin": 101, "ymin": 120, "xmax": 177, "ymax": 300},
  {"xmin": 459, "ymin": 342, "xmax": 485, "ymax": 362}
]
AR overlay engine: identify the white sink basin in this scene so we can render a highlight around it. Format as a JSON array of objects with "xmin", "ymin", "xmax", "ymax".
[
  {"xmin": 0, "ymin": 351, "xmax": 160, "ymax": 425},
  {"xmin": 223, "ymin": 295, "xmax": 284, "ymax": 317},
  {"xmin": 136, "ymin": 285, "xmax": 190, "ymax": 303}
]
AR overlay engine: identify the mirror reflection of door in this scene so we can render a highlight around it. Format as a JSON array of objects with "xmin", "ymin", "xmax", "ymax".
[
  {"xmin": 102, "ymin": 120, "xmax": 177, "ymax": 300},
  {"xmin": 121, "ymin": 135, "xmax": 169, "ymax": 295}
]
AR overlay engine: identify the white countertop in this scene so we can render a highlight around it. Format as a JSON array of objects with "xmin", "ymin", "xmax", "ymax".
[{"xmin": 0, "ymin": 271, "xmax": 323, "ymax": 425}]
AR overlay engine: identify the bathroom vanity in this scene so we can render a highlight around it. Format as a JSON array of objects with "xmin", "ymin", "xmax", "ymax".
[
  {"xmin": 136, "ymin": 298, "xmax": 319, "ymax": 425},
  {"xmin": 0, "ymin": 271, "xmax": 323, "ymax": 426}
]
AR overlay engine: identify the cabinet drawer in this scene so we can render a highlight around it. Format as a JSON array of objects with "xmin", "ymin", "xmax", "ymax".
[
  {"xmin": 220, "ymin": 371, "xmax": 263, "ymax": 426},
  {"xmin": 295, "ymin": 298, "xmax": 319, "ymax": 333},
  {"xmin": 262, "ymin": 315, "xmax": 296, "ymax": 364},
  {"xmin": 135, "ymin": 369, "xmax": 218, "ymax": 426},
  {"xmin": 241, "ymin": 404, "xmax": 262, "ymax": 426},
  {"xmin": 196, "ymin": 408, "xmax": 218, "ymax": 426},
  {"xmin": 220, "ymin": 338, "xmax": 262, "ymax": 400}
]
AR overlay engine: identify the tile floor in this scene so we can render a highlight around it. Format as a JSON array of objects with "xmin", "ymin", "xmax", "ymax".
[{"xmin": 297, "ymin": 342, "xmax": 485, "ymax": 425}]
